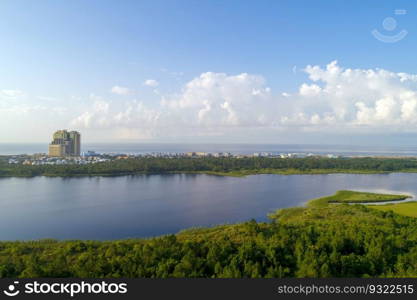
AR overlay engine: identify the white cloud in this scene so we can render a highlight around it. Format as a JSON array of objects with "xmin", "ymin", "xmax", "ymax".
[
  {"xmin": 144, "ymin": 79, "xmax": 159, "ymax": 87},
  {"xmin": 71, "ymin": 95, "xmax": 111, "ymax": 128},
  {"xmin": 161, "ymin": 72, "xmax": 274, "ymax": 127},
  {"xmin": 111, "ymin": 85, "xmax": 131, "ymax": 95},
  {"xmin": 299, "ymin": 83, "xmax": 322, "ymax": 96},
  {"xmin": 10, "ymin": 61, "xmax": 417, "ymax": 142},
  {"xmin": 3, "ymin": 61, "xmax": 417, "ymax": 143},
  {"xmin": 72, "ymin": 72, "xmax": 276, "ymax": 139},
  {"xmin": 282, "ymin": 60, "xmax": 417, "ymax": 131},
  {"xmin": 69, "ymin": 61, "xmax": 417, "ymax": 141}
]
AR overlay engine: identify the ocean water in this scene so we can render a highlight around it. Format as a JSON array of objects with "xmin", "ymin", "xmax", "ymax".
[{"xmin": 2, "ymin": 143, "xmax": 417, "ymax": 156}]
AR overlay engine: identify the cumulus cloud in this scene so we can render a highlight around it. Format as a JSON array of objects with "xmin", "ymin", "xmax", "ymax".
[
  {"xmin": 299, "ymin": 83, "xmax": 322, "ymax": 96},
  {"xmin": 70, "ymin": 61, "xmax": 417, "ymax": 140},
  {"xmin": 72, "ymin": 72, "xmax": 276, "ymax": 139},
  {"xmin": 283, "ymin": 60, "xmax": 417, "ymax": 131},
  {"xmin": 111, "ymin": 85, "xmax": 131, "ymax": 95},
  {"xmin": 7, "ymin": 62, "xmax": 417, "ymax": 142},
  {"xmin": 71, "ymin": 95, "xmax": 111, "ymax": 128},
  {"xmin": 144, "ymin": 79, "xmax": 159, "ymax": 87},
  {"xmin": 161, "ymin": 72, "xmax": 274, "ymax": 127},
  {"xmin": 70, "ymin": 93, "xmax": 163, "ymax": 139}
]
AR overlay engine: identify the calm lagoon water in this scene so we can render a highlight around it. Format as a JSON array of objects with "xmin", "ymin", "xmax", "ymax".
[{"xmin": 0, "ymin": 173, "xmax": 416, "ymax": 240}]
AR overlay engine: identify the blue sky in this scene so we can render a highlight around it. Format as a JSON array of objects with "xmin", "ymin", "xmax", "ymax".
[{"xmin": 2, "ymin": 0, "xmax": 417, "ymax": 144}]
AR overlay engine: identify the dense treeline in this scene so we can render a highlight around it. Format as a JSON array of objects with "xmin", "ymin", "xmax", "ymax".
[
  {"xmin": 0, "ymin": 204, "xmax": 416, "ymax": 277},
  {"xmin": 2, "ymin": 156, "xmax": 417, "ymax": 177}
]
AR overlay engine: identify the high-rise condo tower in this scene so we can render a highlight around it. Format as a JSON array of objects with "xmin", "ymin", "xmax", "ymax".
[{"xmin": 48, "ymin": 130, "xmax": 81, "ymax": 157}]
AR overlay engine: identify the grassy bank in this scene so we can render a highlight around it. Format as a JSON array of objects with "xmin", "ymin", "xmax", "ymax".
[
  {"xmin": 307, "ymin": 190, "xmax": 410, "ymax": 207},
  {"xmin": 313, "ymin": 190, "xmax": 417, "ymax": 219},
  {"xmin": 368, "ymin": 202, "xmax": 417, "ymax": 218}
]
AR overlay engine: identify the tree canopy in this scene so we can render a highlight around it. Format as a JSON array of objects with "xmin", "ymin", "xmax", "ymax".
[{"xmin": 2, "ymin": 156, "xmax": 417, "ymax": 177}]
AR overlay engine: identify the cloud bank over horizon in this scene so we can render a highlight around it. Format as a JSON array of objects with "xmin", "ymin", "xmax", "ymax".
[
  {"xmin": 4, "ymin": 61, "xmax": 417, "ymax": 143},
  {"xmin": 70, "ymin": 61, "xmax": 417, "ymax": 140}
]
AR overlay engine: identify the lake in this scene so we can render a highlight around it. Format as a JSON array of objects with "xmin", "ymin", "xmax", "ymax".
[{"xmin": 0, "ymin": 173, "xmax": 416, "ymax": 240}]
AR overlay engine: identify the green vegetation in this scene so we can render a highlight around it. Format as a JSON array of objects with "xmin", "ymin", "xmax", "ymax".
[
  {"xmin": 0, "ymin": 191, "xmax": 417, "ymax": 278},
  {"xmin": 3, "ymin": 156, "xmax": 417, "ymax": 177},
  {"xmin": 368, "ymin": 202, "xmax": 417, "ymax": 218},
  {"xmin": 308, "ymin": 190, "xmax": 410, "ymax": 207}
]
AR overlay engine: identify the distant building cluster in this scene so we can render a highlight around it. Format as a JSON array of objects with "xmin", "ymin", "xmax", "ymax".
[
  {"xmin": 6, "ymin": 151, "xmax": 341, "ymax": 166},
  {"xmin": 48, "ymin": 130, "xmax": 81, "ymax": 157},
  {"xmin": 185, "ymin": 152, "xmax": 233, "ymax": 158},
  {"xmin": 4, "ymin": 132, "xmax": 341, "ymax": 165},
  {"xmin": 7, "ymin": 153, "xmax": 110, "ymax": 166}
]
